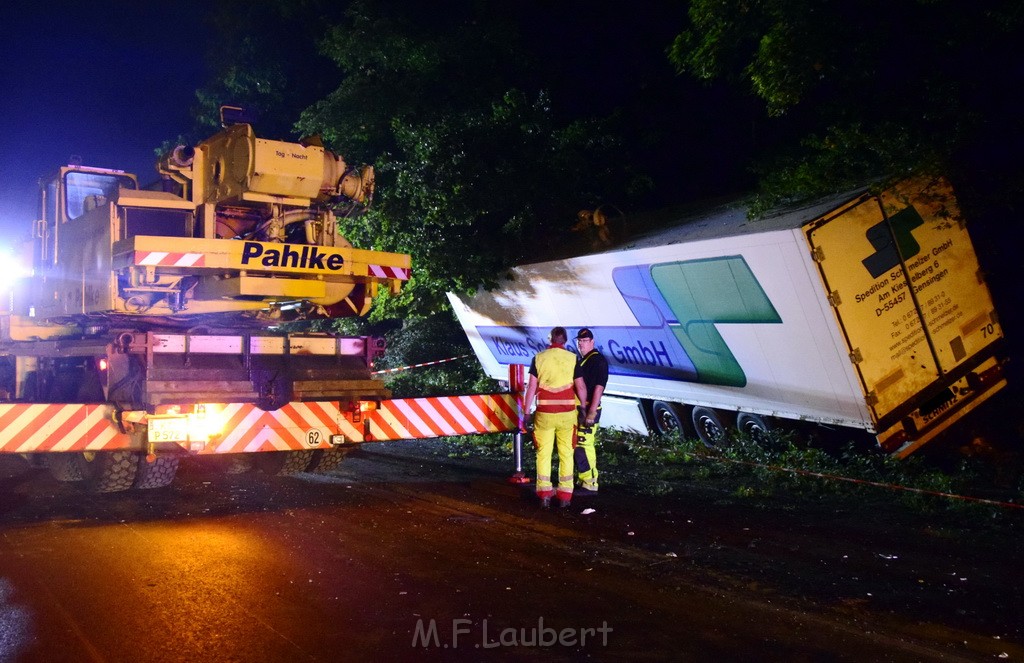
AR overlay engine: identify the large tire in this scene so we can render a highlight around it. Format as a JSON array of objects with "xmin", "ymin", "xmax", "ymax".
[
  {"xmin": 691, "ymin": 406, "xmax": 728, "ymax": 448},
  {"xmin": 651, "ymin": 401, "xmax": 689, "ymax": 436},
  {"xmin": 736, "ymin": 412, "xmax": 773, "ymax": 444},
  {"xmin": 81, "ymin": 451, "xmax": 139, "ymax": 493},
  {"xmin": 306, "ymin": 448, "xmax": 351, "ymax": 474},
  {"xmin": 45, "ymin": 453, "xmax": 88, "ymax": 482},
  {"xmin": 133, "ymin": 455, "xmax": 180, "ymax": 489},
  {"xmin": 257, "ymin": 450, "xmax": 316, "ymax": 476}
]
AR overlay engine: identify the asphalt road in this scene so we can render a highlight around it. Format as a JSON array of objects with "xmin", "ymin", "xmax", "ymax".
[{"xmin": 0, "ymin": 442, "xmax": 1019, "ymax": 662}]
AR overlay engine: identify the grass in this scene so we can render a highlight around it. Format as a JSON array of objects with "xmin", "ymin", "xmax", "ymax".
[
  {"xmin": 432, "ymin": 427, "xmax": 1024, "ymax": 525},
  {"xmin": 608, "ymin": 428, "xmax": 1023, "ymax": 519}
]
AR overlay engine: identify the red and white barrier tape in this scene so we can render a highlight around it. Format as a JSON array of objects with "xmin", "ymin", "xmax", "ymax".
[{"xmin": 372, "ymin": 354, "xmax": 473, "ymax": 375}]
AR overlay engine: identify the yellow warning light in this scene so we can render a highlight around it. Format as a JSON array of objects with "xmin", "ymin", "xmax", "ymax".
[{"xmin": 189, "ymin": 403, "xmax": 226, "ymax": 441}]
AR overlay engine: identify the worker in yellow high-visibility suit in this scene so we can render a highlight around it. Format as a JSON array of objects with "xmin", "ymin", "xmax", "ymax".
[{"xmin": 523, "ymin": 327, "xmax": 587, "ymax": 508}]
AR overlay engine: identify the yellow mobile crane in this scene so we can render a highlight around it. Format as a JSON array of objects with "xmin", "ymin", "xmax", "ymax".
[
  {"xmin": 0, "ymin": 111, "xmax": 435, "ymax": 490},
  {"xmin": 21, "ymin": 111, "xmax": 406, "ymax": 327}
]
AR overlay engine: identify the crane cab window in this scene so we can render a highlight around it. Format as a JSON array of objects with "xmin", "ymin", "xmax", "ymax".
[{"xmin": 64, "ymin": 171, "xmax": 137, "ymax": 221}]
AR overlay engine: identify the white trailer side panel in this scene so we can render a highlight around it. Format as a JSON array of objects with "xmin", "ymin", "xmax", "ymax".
[{"xmin": 449, "ymin": 225, "xmax": 873, "ymax": 429}]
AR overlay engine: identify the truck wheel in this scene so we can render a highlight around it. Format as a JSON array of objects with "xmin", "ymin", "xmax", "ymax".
[
  {"xmin": 306, "ymin": 448, "xmax": 350, "ymax": 474},
  {"xmin": 257, "ymin": 450, "xmax": 316, "ymax": 476},
  {"xmin": 45, "ymin": 453, "xmax": 87, "ymax": 482},
  {"xmin": 691, "ymin": 406, "xmax": 728, "ymax": 448},
  {"xmin": 81, "ymin": 451, "xmax": 139, "ymax": 493},
  {"xmin": 651, "ymin": 401, "xmax": 688, "ymax": 436},
  {"xmin": 736, "ymin": 412, "xmax": 772, "ymax": 444},
  {"xmin": 133, "ymin": 454, "xmax": 180, "ymax": 489}
]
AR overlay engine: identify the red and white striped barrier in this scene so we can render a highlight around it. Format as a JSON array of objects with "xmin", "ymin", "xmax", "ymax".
[
  {"xmin": 0, "ymin": 404, "xmax": 127, "ymax": 453},
  {"xmin": 0, "ymin": 393, "xmax": 519, "ymax": 454},
  {"xmin": 134, "ymin": 251, "xmax": 206, "ymax": 267},
  {"xmin": 368, "ymin": 264, "xmax": 410, "ymax": 280},
  {"xmin": 366, "ymin": 394, "xmax": 517, "ymax": 441}
]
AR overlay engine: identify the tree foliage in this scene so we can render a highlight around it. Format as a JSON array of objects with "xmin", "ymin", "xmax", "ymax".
[
  {"xmin": 191, "ymin": 0, "xmax": 349, "ymax": 138},
  {"xmin": 669, "ymin": 0, "xmax": 1024, "ymax": 370},
  {"xmin": 294, "ymin": 1, "xmax": 636, "ymax": 315},
  {"xmin": 669, "ymin": 0, "xmax": 1024, "ymax": 210}
]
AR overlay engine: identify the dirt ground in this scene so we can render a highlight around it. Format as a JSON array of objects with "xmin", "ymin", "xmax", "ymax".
[{"xmin": 350, "ymin": 426, "xmax": 1023, "ymax": 648}]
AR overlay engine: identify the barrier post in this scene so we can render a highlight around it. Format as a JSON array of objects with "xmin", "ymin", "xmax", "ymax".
[{"xmin": 507, "ymin": 364, "xmax": 530, "ymax": 485}]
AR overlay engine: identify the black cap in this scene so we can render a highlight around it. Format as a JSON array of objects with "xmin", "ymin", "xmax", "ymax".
[{"xmin": 575, "ymin": 328, "xmax": 594, "ymax": 340}]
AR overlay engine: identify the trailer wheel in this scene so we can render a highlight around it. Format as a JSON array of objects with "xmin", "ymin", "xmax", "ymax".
[
  {"xmin": 45, "ymin": 453, "xmax": 88, "ymax": 482},
  {"xmin": 651, "ymin": 401, "xmax": 688, "ymax": 436},
  {"xmin": 736, "ymin": 412, "xmax": 772, "ymax": 444},
  {"xmin": 133, "ymin": 454, "xmax": 180, "ymax": 489},
  {"xmin": 306, "ymin": 448, "xmax": 351, "ymax": 474},
  {"xmin": 80, "ymin": 451, "xmax": 139, "ymax": 493},
  {"xmin": 257, "ymin": 450, "xmax": 316, "ymax": 476},
  {"xmin": 691, "ymin": 407, "xmax": 728, "ymax": 448}
]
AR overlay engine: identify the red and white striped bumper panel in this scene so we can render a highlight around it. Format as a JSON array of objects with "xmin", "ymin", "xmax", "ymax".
[
  {"xmin": 366, "ymin": 394, "xmax": 517, "ymax": 441},
  {"xmin": 368, "ymin": 264, "xmax": 410, "ymax": 280},
  {"xmin": 0, "ymin": 394, "xmax": 519, "ymax": 454},
  {"xmin": 135, "ymin": 251, "xmax": 206, "ymax": 267},
  {"xmin": 0, "ymin": 404, "xmax": 127, "ymax": 453}
]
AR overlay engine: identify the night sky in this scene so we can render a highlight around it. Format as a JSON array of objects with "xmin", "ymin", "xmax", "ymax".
[{"xmin": 0, "ymin": 2, "xmax": 210, "ymax": 236}]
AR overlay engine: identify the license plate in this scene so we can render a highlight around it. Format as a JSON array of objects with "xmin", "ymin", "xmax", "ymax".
[{"xmin": 148, "ymin": 416, "xmax": 190, "ymax": 443}]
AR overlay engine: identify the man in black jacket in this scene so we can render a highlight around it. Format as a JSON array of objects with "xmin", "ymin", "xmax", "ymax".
[{"xmin": 573, "ymin": 328, "xmax": 608, "ymax": 495}]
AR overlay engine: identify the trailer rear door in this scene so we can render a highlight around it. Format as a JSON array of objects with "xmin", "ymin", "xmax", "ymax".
[{"xmin": 804, "ymin": 177, "xmax": 1002, "ymax": 428}]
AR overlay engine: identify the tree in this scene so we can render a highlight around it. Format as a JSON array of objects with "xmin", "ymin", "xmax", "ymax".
[
  {"xmin": 669, "ymin": 0, "xmax": 1024, "ymax": 212},
  {"xmin": 191, "ymin": 0, "xmax": 350, "ymax": 139},
  {"xmin": 294, "ymin": 0, "xmax": 638, "ymax": 316}
]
